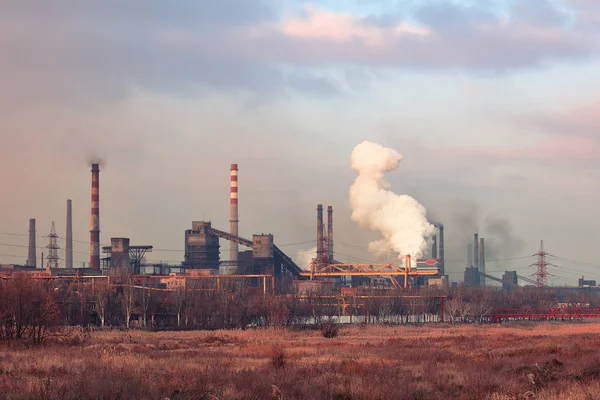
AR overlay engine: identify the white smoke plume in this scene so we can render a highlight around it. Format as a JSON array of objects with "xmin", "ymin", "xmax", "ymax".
[
  {"xmin": 349, "ymin": 141, "xmax": 435, "ymax": 261},
  {"xmin": 296, "ymin": 247, "xmax": 317, "ymax": 270}
]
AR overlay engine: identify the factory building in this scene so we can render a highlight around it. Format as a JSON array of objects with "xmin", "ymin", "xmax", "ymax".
[{"xmin": 184, "ymin": 221, "xmax": 220, "ymax": 270}]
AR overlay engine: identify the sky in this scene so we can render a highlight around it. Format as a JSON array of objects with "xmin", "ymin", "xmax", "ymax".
[{"xmin": 1, "ymin": 0, "xmax": 600, "ymax": 285}]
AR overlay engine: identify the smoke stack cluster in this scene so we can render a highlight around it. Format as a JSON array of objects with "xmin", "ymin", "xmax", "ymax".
[
  {"xmin": 27, "ymin": 218, "xmax": 36, "ymax": 267},
  {"xmin": 90, "ymin": 164, "xmax": 100, "ymax": 270},
  {"xmin": 327, "ymin": 206, "xmax": 333, "ymax": 263},
  {"xmin": 66, "ymin": 199, "xmax": 73, "ymax": 268},
  {"xmin": 228, "ymin": 163, "xmax": 239, "ymax": 274},
  {"xmin": 316, "ymin": 205, "xmax": 326, "ymax": 264}
]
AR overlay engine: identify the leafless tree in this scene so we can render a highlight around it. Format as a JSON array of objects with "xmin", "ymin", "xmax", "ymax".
[{"xmin": 120, "ymin": 278, "xmax": 136, "ymax": 329}]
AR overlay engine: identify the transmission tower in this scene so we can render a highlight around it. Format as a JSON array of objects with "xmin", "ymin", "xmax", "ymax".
[
  {"xmin": 46, "ymin": 221, "xmax": 60, "ymax": 269},
  {"xmin": 531, "ymin": 240, "xmax": 553, "ymax": 287}
]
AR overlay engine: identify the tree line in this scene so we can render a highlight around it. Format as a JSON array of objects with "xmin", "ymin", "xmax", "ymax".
[{"xmin": 0, "ymin": 272, "xmax": 596, "ymax": 343}]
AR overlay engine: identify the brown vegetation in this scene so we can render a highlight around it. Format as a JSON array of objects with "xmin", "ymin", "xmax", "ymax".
[{"xmin": 1, "ymin": 323, "xmax": 600, "ymax": 399}]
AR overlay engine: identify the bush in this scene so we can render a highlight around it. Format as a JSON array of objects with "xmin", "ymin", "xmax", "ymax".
[
  {"xmin": 269, "ymin": 346, "xmax": 286, "ymax": 369},
  {"xmin": 320, "ymin": 322, "xmax": 339, "ymax": 339}
]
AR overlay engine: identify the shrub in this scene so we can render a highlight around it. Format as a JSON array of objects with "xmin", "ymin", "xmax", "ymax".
[
  {"xmin": 320, "ymin": 322, "xmax": 339, "ymax": 338},
  {"xmin": 269, "ymin": 346, "xmax": 286, "ymax": 369}
]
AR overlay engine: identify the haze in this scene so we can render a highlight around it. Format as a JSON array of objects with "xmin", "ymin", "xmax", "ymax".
[{"xmin": 1, "ymin": 0, "xmax": 599, "ymax": 284}]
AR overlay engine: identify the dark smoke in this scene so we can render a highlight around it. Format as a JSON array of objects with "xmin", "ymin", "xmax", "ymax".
[
  {"xmin": 481, "ymin": 214, "xmax": 526, "ymax": 260},
  {"xmin": 426, "ymin": 199, "xmax": 525, "ymax": 275},
  {"xmin": 88, "ymin": 155, "xmax": 106, "ymax": 168}
]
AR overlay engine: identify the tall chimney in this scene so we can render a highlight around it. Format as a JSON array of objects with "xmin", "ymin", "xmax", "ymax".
[
  {"xmin": 467, "ymin": 243, "xmax": 473, "ymax": 267},
  {"xmin": 317, "ymin": 205, "xmax": 326, "ymax": 264},
  {"xmin": 27, "ymin": 218, "xmax": 36, "ymax": 267},
  {"xmin": 480, "ymin": 237, "xmax": 485, "ymax": 286},
  {"xmin": 473, "ymin": 233, "xmax": 479, "ymax": 270},
  {"xmin": 66, "ymin": 199, "xmax": 73, "ymax": 268},
  {"xmin": 327, "ymin": 206, "xmax": 333, "ymax": 263},
  {"xmin": 438, "ymin": 224, "xmax": 445, "ymax": 276},
  {"xmin": 229, "ymin": 164, "xmax": 239, "ymax": 274},
  {"xmin": 90, "ymin": 164, "xmax": 100, "ymax": 270}
]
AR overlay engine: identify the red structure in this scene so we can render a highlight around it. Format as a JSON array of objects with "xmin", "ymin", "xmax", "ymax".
[
  {"xmin": 491, "ymin": 307, "xmax": 600, "ymax": 323},
  {"xmin": 229, "ymin": 163, "xmax": 239, "ymax": 273},
  {"xmin": 90, "ymin": 164, "xmax": 100, "ymax": 270}
]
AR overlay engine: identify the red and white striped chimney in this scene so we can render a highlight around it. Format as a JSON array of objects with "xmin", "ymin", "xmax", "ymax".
[
  {"xmin": 229, "ymin": 164, "xmax": 239, "ymax": 273},
  {"xmin": 90, "ymin": 164, "xmax": 100, "ymax": 270}
]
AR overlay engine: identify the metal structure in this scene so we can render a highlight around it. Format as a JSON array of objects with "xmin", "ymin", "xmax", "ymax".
[
  {"xmin": 46, "ymin": 222, "xmax": 60, "ymax": 269},
  {"xmin": 533, "ymin": 240, "xmax": 550, "ymax": 287},
  {"xmin": 66, "ymin": 199, "xmax": 73, "ymax": 268},
  {"xmin": 301, "ymin": 256, "xmax": 439, "ymax": 288},
  {"xmin": 102, "ymin": 240, "xmax": 153, "ymax": 274},
  {"xmin": 90, "ymin": 163, "xmax": 101, "ymax": 270},
  {"xmin": 203, "ymin": 225, "xmax": 303, "ymax": 276},
  {"xmin": 228, "ymin": 163, "xmax": 239, "ymax": 274},
  {"xmin": 27, "ymin": 218, "xmax": 36, "ymax": 267},
  {"xmin": 327, "ymin": 206, "xmax": 334, "ymax": 263}
]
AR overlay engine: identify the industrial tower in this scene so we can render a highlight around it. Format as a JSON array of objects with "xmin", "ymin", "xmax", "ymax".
[
  {"xmin": 532, "ymin": 240, "xmax": 550, "ymax": 287},
  {"xmin": 46, "ymin": 222, "xmax": 60, "ymax": 269}
]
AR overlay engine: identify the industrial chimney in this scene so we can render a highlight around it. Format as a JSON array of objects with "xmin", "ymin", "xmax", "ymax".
[
  {"xmin": 66, "ymin": 199, "xmax": 73, "ymax": 269},
  {"xmin": 317, "ymin": 205, "xmax": 326, "ymax": 264},
  {"xmin": 90, "ymin": 164, "xmax": 100, "ymax": 270},
  {"xmin": 27, "ymin": 218, "xmax": 36, "ymax": 267},
  {"xmin": 327, "ymin": 206, "xmax": 333, "ymax": 263},
  {"xmin": 467, "ymin": 243, "xmax": 473, "ymax": 268},
  {"xmin": 473, "ymin": 233, "xmax": 479, "ymax": 271},
  {"xmin": 228, "ymin": 163, "xmax": 239, "ymax": 274},
  {"xmin": 438, "ymin": 224, "xmax": 445, "ymax": 276},
  {"xmin": 479, "ymin": 237, "xmax": 485, "ymax": 286}
]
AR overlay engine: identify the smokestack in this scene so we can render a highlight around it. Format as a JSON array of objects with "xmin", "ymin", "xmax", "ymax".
[
  {"xmin": 431, "ymin": 234, "xmax": 438, "ymax": 259},
  {"xmin": 90, "ymin": 164, "xmax": 100, "ymax": 270},
  {"xmin": 327, "ymin": 206, "xmax": 333, "ymax": 263},
  {"xmin": 27, "ymin": 219, "xmax": 36, "ymax": 267},
  {"xmin": 480, "ymin": 237, "xmax": 485, "ymax": 286},
  {"xmin": 467, "ymin": 243, "xmax": 473, "ymax": 267},
  {"xmin": 438, "ymin": 224, "xmax": 445, "ymax": 276},
  {"xmin": 317, "ymin": 205, "xmax": 326, "ymax": 264},
  {"xmin": 229, "ymin": 163, "xmax": 239, "ymax": 274},
  {"xmin": 473, "ymin": 233, "xmax": 479, "ymax": 270},
  {"xmin": 66, "ymin": 199, "xmax": 73, "ymax": 268}
]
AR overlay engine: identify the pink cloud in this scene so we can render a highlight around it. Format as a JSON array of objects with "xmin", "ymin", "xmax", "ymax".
[
  {"xmin": 445, "ymin": 97, "xmax": 600, "ymax": 162},
  {"xmin": 280, "ymin": 5, "xmax": 430, "ymax": 46},
  {"xmin": 483, "ymin": 135, "xmax": 600, "ymax": 160}
]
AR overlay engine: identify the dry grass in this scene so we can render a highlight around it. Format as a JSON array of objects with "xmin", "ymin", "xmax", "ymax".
[{"xmin": 2, "ymin": 323, "xmax": 600, "ymax": 399}]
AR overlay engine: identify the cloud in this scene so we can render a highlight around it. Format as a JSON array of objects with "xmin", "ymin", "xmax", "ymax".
[
  {"xmin": 280, "ymin": 5, "xmax": 430, "ymax": 45},
  {"xmin": 421, "ymin": 95, "xmax": 600, "ymax": 165},
  {"xmin": 1, "ymin": 0, "xmax": 598, "ymax": 113}
]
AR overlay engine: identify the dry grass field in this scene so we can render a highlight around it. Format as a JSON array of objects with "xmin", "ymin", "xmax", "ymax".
[{"xmin": 2, "ymin": 323, "xmax": 600, "ymax": 399}]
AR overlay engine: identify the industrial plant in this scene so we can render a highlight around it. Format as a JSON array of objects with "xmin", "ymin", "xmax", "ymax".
[{"xmin": 2, "ymin": 157, "xmax": 599, "ymax": 325}]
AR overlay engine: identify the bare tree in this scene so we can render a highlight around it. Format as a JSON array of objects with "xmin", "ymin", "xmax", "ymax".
[
  {"xmin": 120, "ymin": 278, "xmax": 136, "ymax": 329},
  {"xmin": 95, "ymin": 280, "xmax": 114, "ymax": 328}
]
